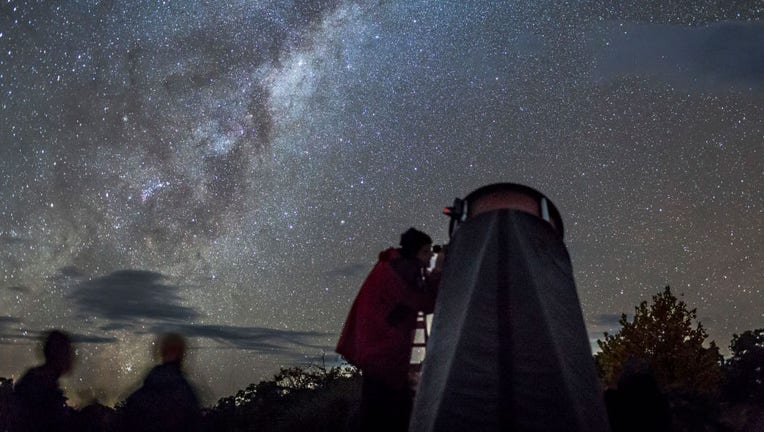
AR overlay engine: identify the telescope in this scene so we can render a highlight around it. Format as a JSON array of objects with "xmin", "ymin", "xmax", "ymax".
[{"xmin": 410, "ymin": 183, "xmax": 610, "ymax": 432}]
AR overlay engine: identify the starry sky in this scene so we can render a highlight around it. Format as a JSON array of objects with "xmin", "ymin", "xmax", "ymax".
[{"xmin": 1, "ymin": 0, "xmax": 762, "ymax": 407}]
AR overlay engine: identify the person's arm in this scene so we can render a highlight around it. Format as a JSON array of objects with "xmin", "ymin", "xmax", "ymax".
[
  {"xmin": 387, "ymin": 265, "xmax": 440, "ymax": 313},
  {"xmin": 420, "ymin": 249, "xmax": 445, "ymax": 313}
]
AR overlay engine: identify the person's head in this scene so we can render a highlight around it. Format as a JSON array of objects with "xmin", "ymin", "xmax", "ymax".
[
  {"xmin": 157, "ymin": 332, "xmax": 186, "ymax": 364},
  {"xmin": 399, "ymin": 227, "xmax": 433, "ymax": 266},
  {"xmin": 42, "ymin": 330, "xmax": 74, "ymax": 376}
]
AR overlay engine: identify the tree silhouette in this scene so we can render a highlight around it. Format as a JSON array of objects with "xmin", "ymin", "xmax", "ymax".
[
  {"xmin": 596, "ymin": 286, "xmax": 723, "ymax": 394},
  {"xmin": 724, "ymin": 328, "xmax": 764, "ymax": 403},
  {"xmin": 0, "ymin": 377, "xmax": 14, "ymax": 431},
  {"xmin": 205, "ymin": 364, "xmax": 361, "ymax": 432}
]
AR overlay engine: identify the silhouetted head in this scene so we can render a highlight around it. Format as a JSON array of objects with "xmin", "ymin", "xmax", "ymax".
[
  {"xmin": 399, "ymin": 228, "xmax": 433, "ymax": 265},
  {"xmin": 158, "ymin": 332, "xmax": 186, "ymax": 364},
  {"xmin": 42, "ymin": 330, "xmax": 74, "ymax": 376}
]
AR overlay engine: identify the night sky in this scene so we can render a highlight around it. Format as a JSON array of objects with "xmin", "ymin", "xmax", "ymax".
[{"xmin": 1, "ymin": 1, "xmax": 762, "ymax": 406}]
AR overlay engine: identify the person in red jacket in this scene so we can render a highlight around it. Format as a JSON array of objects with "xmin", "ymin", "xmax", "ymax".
[{"xmin": 337, "ymin": 228, "xmax": 442, "ymax": 432}]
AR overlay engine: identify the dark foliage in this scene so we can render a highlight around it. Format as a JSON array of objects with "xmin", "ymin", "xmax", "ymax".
[
  {"xmin": 596, "ymin": 286, "xmax": 723, "ymax": 394},
  {"xmin": 596, "ymin": 286, "xmax": 763, "ymax": 431},
  {"xmin": 723, "ymin": 328, "xmax": 764, "ymax": 403},
  {"xmin": 203, "ymin": 364, "xmax": 361, "ymax": 432},
  {"xmin": 0, "ymin": 377, "xmax": 14, "ymax": 431}
]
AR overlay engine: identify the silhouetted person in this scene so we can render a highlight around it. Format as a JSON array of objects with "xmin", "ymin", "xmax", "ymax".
[
  {"xmin": 337, "ymin": 228, "xmax": 442, "ymax": 432},
  {"xmin": 12, "ymin": 330, "xmax": 75, "ymax": 432},
  {"xmin": 75, "ymin": 402, "xmax": 115, "ymax": 432},
  {"xmin": 605, "ymin": 360, "xmax": 671, "ymax": 432},
  {"xmin": 120, "ymin": 333, "xmax": 202, "ymax": 432}
]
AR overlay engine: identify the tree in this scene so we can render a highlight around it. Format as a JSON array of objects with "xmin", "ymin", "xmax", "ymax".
[
  {"xmin": 724, "ymin": 328, "xmax": 764, "ymax": 403},
  {"xmin": 206, "ymin": 365, "xmax": 361, "ymax": 431},
  {"xmin": 596, "ymin": 286, "xmax": 723, "ymax": 394},
  {"xmin": 0, "ymin": 378, "xmax": 14, "ymax": 431}
]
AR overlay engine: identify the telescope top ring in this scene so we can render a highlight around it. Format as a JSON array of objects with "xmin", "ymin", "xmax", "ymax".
[{"xmin": 450, "ymin": 183, "xmax": 564, "ymax": 238}]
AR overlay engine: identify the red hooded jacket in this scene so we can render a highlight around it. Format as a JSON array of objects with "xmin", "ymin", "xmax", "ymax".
[{"xmin": 336, "ymin": 248, "xmax": 439, "ymax": 389}]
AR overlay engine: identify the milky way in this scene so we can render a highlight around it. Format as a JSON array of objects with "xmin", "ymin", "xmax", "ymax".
[{"xmin": 1, "ymin": 1, "xmax": 762, "ymax": 405}]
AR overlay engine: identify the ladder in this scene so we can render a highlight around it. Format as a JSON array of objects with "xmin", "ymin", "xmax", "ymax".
[{"xmin": 409, "ymin": 311, "xmax": 429, "ymax": 387}]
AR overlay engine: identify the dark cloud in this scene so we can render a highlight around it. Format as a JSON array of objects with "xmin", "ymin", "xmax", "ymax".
[
  {"xmin": 0, "ymin": 316, "xmax": 23, "ymax": 340},
  {"xmin": 579, "ymin": 1, "xmax": 760, "ymax": 25},
  {"xmin": 0, "ymin": 317, "xmax": 36, "ymax": 345},
  {"xmin": 147, "ymin": 323, "xmax": 327, "ymax": 353},
  {"xmin": 592, "ymin": 21, "xmax": 764, "ymax": 91},
  {"xmin": 590, "ymin": 313, "xmax": 625, "ymax": 327},
  {"xmin": 0, "ymin": 319, "xmax": 117, "ymax": 345},
  {"xmin": 0, "ymin": 334, "xmax": 37, "ymax": 345},
  {"xmin": 296, "ymin": 352, "xmax": 345, "ymax": 367},
  {"xmin": 587, "ymin": 313, "xmax": 630, "ymax": 345},
  {"xmin": 68, "ymin": 333, "xmax": 119, "ymax": 344},
  {"xmin": 50, "ymin": 266, "xmax": 86, "ymax": 293},
  {"xmin": 696, "ymin": 23, "xmax": 764, "ymax": 84},
  {"xmin": 99, "ymin": 323, "xmax": 133, "ymax": 332},
  {"xmin": 69, "ymin": 269, "xmax": 200, "ymax": 323},
  {"xmin": 58, "ymin": 266, "xmax": 85, "ymax": 279},
  {"xmin": 5, "ymin": 286, "xmax": 29, "ymax": 293},
  {"xmin": 0, "ymin": 316, "xmax": 21, "ymax": 325},
  {"xmin": 0, "ymin": 233, "xmax": 28, "ymax": 245}
]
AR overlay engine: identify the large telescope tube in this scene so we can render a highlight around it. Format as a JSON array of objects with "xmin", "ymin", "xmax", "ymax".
[{"xmin": 410, "ymin": 183, "xmax": 609, "ymax": 432}]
